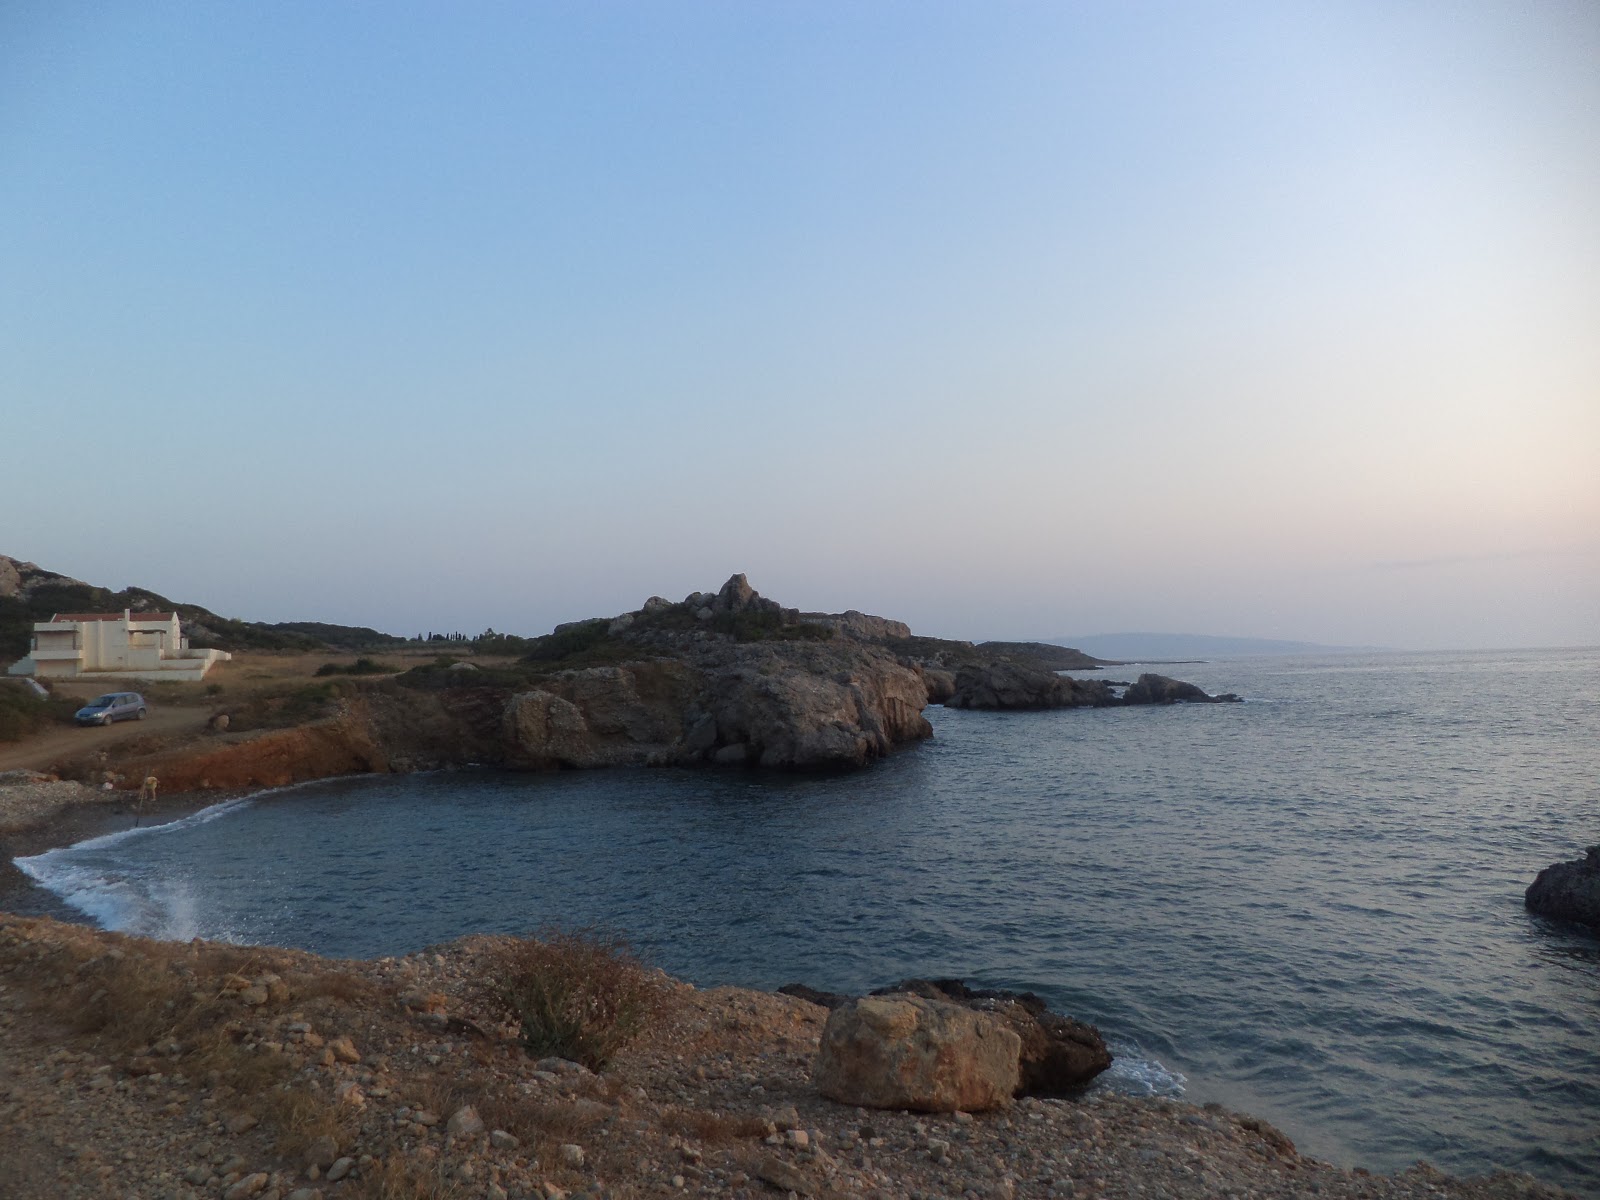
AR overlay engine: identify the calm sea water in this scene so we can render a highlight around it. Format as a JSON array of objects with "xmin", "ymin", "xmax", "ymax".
[{"xmin": 12, "ymin": 649, "xmax": 1600, "ymax": 1193}]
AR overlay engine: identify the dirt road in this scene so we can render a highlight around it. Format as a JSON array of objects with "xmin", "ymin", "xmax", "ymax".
[{"xmin": 0, "ymin": 707, "xmax": 210, "ymax": 775}]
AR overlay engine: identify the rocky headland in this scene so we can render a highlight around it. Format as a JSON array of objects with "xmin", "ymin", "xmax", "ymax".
[{"xmin": 2, "ymin": 574, "xmax": 1242, "ymax": 808}]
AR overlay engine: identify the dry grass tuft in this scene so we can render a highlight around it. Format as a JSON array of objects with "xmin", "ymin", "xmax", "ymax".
[
  {"xmin": 257, "ymin": 1079, "xmax": 355, "ymax": 1160},
  {"xmin": 474, "ymin": 928, "xmax": 671, "ymax": 1070},
  {"xmin": 344, "ymin": 1155, "xmax": 464, "ymax": 1200},
  {"xmin": 288, "ymin": 967, "xmax": 380, "ymax": 1006},
  {"xmin": 660, "ymin": 1106, "xmax": 771, "ymax": 1144}
]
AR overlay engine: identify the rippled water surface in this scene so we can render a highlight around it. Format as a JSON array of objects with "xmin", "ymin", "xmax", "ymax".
[{"xmin": 14, "ymin": 649, "xmax": 1600, "ymax": 1192}]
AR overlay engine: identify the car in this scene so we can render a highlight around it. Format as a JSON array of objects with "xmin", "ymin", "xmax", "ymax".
[{"xmin": 75, "ymin": 692, "xmax": 148, "ymax": 726}]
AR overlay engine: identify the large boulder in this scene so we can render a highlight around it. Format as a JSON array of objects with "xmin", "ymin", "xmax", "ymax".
[
  {"xmin": 813, "ymin": 995, "xmax": 1021, "ymax": 1112},
  {"xmin": 873, "ymin": 979, "xmax": 1111, "ymax": 1094},
  {"xmin": 712, "ymin": 572, "xmax": 782, "ymax": 616},
  {"xmin": 1122, "ymin": 674, "xmax": 1240, "ymax": 704},
  {"xmin": 944, "ymin": 662, "xmax": 1115, "ymax": 710},
  {"xmin": 1526, "ymin": 847, "xmax": 1600, "ymax": 932}
]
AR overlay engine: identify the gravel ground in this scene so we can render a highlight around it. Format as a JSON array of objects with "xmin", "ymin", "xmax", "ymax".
[
  {"xmin": 0, "ymin": 914, "xmax": 1576, "ymax": 1200},
  {"xmin": 0, "ymin": 777, "xmax": 115, "ymax": 836}
]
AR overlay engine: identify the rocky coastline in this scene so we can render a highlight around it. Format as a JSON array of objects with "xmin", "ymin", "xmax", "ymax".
[
  {"xmin": 0, "ymin": 575, "xmax": 1241, "ymax": 811},
  {"xmin": 0, "ymin": 912, "xmax": 1577, "ymax": 1200}
]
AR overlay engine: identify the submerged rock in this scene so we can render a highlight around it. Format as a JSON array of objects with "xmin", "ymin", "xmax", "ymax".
[{"xmin": 1525, "ymin": 846, "xmax": 1600, "ymax": 932}]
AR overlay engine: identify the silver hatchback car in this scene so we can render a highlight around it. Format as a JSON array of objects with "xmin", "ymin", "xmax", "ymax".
[{"xmin": 75, "ymin": 692, "xmax": 148, "ymax": 726}]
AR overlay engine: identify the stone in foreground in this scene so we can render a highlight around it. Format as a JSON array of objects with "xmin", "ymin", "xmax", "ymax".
[
  {"xmin": 875, "ymin": 978, "xmax": 1113, "ymax": 1094},
  {"xmin": 1525, "ymin": 846, "xmax": 1600, "ymax": 932},
  {"xmin": 813, "ymin": 994, "xmax": 1021, "ymax": 1112}
]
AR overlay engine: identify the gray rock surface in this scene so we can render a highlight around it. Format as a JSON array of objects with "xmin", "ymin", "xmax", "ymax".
[
  {"xmin": 1122, "ymin": 673, "xmax": 1241, "ymax": 704},
  {"xmin": 1525, "ymin": 846, "xmax": 1600, "ymax": 931},
  {"xmin": 944, "ymin": 661, "xmax": 1116, "ymax": 710},
  {"xmin": 501, "ymin": 577, "xmax": 933, "ymax": 772}
]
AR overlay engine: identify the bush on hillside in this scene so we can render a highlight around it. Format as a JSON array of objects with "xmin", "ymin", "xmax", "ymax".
[
  {"xmin": 0, "ymin": 681, "xmax": 78, "ymax": 743},
  {"xmin": 476, "ymin": 929, "xmax": 670, "ymax": 1070},
  {"xmin": 313, "ymin": 657, "xmax": 397, "ymax": 677}
]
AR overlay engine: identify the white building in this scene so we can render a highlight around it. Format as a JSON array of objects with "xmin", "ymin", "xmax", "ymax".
[{"xmin": 7, "ymin": 610, "xmax": 231, "ymax": 682}]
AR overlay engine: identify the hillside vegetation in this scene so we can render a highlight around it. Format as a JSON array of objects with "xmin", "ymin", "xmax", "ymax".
[{"xmin": 0, "ymin": 556, "xmax": 405, "ymax": 661}]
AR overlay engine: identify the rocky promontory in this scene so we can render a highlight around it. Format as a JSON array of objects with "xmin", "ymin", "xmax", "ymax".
[
  {"xmin": 497, "ymin": 575, "xmax": 932, "ymax": 771},
  {"xmin": 1, "ymin": 572, "xmax": 1240, "ymax": 805},
  {"xmin": 1525, "ymin": 846, "xmax": 1600, "ymax": 931}
]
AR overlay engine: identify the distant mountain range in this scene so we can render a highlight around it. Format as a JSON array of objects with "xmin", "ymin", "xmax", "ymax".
[{"xmin": 1047, "ymin": 633, "xmax": 1376, "ymax": 661}]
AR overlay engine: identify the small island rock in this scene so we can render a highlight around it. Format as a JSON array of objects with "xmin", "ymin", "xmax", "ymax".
[
  {"xmin": 1122, "ymin": 673, "xmax": 1241, "ymax": 705},
  {"xmin": 1525, "ymin": 846, "xmax": 1600, "ymax": 932}
]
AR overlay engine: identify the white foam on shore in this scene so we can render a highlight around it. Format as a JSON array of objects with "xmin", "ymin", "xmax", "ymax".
[
  {"xmin": 13, "ymin": 784, "xmax": 309, "ymax": 939},
  {"xmin": 1094, "ymin": 1041, "xmax": 1188, "ymax": 1098}
]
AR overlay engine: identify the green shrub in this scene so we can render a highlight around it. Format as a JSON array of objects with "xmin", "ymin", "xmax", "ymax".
[
  {"xmin": 477, "ymin": 929, "xmax": 670, "ymax": 1070},
  {"xmin": 523, "ymin": 619, "xmax": 614, "ymax": 664},
  {"xmin": 709, "ymin": 609, "xmax": 834, "ymax": 643},
  {"xmin": 314, "ymin": 657, "xmax": 396, "ymax": 677},
  {"xmin": 0, "ymin": 682, "xmax": 78, "ymax": 743}
]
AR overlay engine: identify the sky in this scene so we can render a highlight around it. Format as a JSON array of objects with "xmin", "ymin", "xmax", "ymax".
[{"xmin": 3, "ymin": 2, "xmax": 1596, "ymax": 650}]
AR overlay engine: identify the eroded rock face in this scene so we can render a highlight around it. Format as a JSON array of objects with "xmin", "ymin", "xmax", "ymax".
[
  {"xmin": 813, "ymin": 995, "xmax": 1021, "ymax": 1113},
  {"xmin": 502, "ymin": 663, "xmax": 698, "ymax": 769},
  {"xmin": 1122, "ymin": 673, "xmax": 1240, "ymax": 705},
  {"xmin": 945, "ymin": 662, "xmax": 1116, "ymax": 710},
  {"xmin": 499, "ymin": 580, "xmax": 933, "ymax": 772},
  {"xmin": 1525, "ymin": 846, "xmax": 1600, "ymax": 932},
  {"xmin": 922, "ymin": 669, "xmax": 957, "ymax": 705}
]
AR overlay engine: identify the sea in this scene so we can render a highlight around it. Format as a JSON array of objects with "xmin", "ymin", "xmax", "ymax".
[{"xmin": 7, "ymin": 648, "xmax": 1599, "ymax": 1194}]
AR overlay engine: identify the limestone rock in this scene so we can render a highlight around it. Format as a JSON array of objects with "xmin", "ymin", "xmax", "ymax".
[
  {"xmin": 1526, "ymin": 846, "xmax": 1600, "ymax": 931},
  {"xmin": 223, "ymin": 1173, "xmax": 270, "ymax": 1200},
  {"xmin": 303, "ymin": 1136, "xmax": 339, "ymax": 1169},
  {"xmin": 446, "ymin": 1104, "xmax": 485, "ymax": 1136},
  {"xmin": 799, "ymin": 609, "xmax": 912, "ymax": 641},
  {"xmin": 921, "ymin": 668, "xmax": 956, "ymax": 704},
  {"xmin": 813, "ymin": 994, "xmax": 1021, "ymax": 1112},
  {"xmin": 326, "ymin": 1036, "xmax": 360, "ymax": 1064},
  {"xmin": 501, "ymin": 614, "xmax": 931, "ymax": 772},
  {"xmin": 756, "ymin": 1154, "xmax": 815, "ymax": 1195},
  {"xmin": 875, "ymin": 979, "xmax": 1112, "ymax": 1094}
]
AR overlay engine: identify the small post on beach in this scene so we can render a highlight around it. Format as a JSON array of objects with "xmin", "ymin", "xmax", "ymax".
[{"xmin": 135, "ymin": 776, "xmax": 158, "ymax": 828}]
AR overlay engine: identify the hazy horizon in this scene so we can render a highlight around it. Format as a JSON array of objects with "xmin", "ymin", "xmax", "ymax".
[{"xmin": 5, "ymin": 3, "xmax": 1596, "ymax": 652}]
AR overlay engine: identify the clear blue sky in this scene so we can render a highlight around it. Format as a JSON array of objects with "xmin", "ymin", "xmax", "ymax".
[{"xmin": 4, "ymin": 2, "xmax": 1596, "ymax": 649}]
